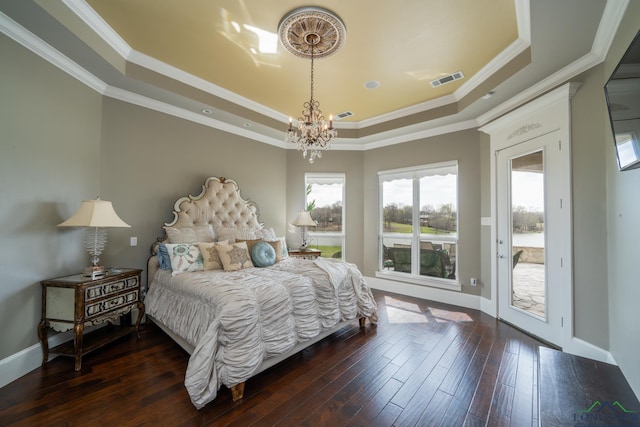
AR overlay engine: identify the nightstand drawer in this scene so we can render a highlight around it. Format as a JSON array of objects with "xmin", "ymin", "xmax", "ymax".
[
  {"xmin": 85, "ymin": 290, "xmax": 139, "ymax": 318},
  {"xmin": 85, "ymin": 276, "xmax": 139, "ymax": 301}
]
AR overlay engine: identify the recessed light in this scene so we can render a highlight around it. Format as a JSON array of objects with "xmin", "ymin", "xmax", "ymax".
[
  {"xmin": 482, "ymin": 91, "xmax": 495, "ymax": 100},
  {"xmin": 364, "ymin": 80, "xmax": 380, "ymax": 89},
  {"xmin": 243, "ymin": 123, "xmax": 252, "ymax": 128},
  {"xmin": 202, "ymin": 108, "xmax": 212, "ymax": 115}
]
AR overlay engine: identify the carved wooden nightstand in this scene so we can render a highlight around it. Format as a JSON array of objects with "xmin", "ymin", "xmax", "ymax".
[
  {"xmin": 288, "ymin": 249, "xmax": 322, "ymax": 260},
  {"xmin": 38, "ymin": 268, "xmax": 144, "ymax": 371}
]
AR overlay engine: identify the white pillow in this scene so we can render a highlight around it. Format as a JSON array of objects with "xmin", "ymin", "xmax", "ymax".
[
  {"xmin": 255, "ymin": 227, "xmax": 277, "ymax": 241},
  {"xmin": 164, "ymin": 225, "xmax": 214, "ymax": 243},
  {"xmin": 165, "ymin": 243, "xmax": 204, "ymax": 275},
  {"xmin": 214, "ymin": 227, "xmax": 259, "ymax": 243}
]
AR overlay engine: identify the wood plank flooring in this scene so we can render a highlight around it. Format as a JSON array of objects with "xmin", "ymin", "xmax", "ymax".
[{"xmin": 0, "ymin": 290, "xmax": 548, "ymax": 426}]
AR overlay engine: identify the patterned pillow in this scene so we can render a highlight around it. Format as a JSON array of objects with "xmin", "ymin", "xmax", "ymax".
[
  {"xmin": 236, "ymin": 239, "xmax": 261, "ymax": 252},
  {"xmin": 250, "ymin": 241, "xmax": 277, "ymax": 267},
  {"xmin": 197, "ymin": 240, "xmax": 229, "ymax": 271},
  {"xmin": 158, "ymin": 243, "xmax": 172, "ymax": 270},
  {"xmin": 215, "ymin": 241, "xmax": 254, "ymax": 271},
  {"xmin": 264, "ymin": 239, "xmax": 283, "ymax": 262},
  {"xmin": 165, "ymin": 243, "xmax": 204, "ymax": 276}
]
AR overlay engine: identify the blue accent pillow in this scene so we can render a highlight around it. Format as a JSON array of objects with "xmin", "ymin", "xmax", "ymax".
[
  {"xmin": 158, "ymin": 243, "xmax": 172, "ymax": 270},
  {"xmin": 250, "ymin": 241, "xmax": 277, "ymax": 267}
]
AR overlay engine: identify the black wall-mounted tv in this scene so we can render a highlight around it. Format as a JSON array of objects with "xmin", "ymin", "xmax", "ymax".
[{"xmin": 605, "ymin": 30, "xmax": 640, "ymax": 171}]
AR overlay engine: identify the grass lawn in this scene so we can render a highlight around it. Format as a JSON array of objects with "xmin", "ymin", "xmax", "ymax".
[
  {"xmin": 384, "ymin": 222, "xmax": 452, "ymax": 234},
  {"xmin": 308, "ymin": 245, "xmax": 341, "ymax": 258}
]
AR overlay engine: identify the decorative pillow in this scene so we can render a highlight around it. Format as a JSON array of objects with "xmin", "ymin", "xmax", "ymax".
[
  {"xmin": 164, "ymin": 225, "xmax": 214, "ymax": 243},
  {"xmin": 165, "ymin": 243, "xmax": 204, "ymax": 276},
  {"xmin": 275, "ymin": 236, "xmax": 289, "ymax": 259},
  {"xmin": 236, "ymin": 239, "xmax": 261, "ymax": 252},
  {"xmin": 214, "ymin": 227, "xmax": 258, "ymax": 243},
  {"xmin": 216, "ymin": 241, "xmax": 254, "ymax": 271},
  {"xmin": 250, "ymin": 241, "xmax": 277, "ymax": 267},
  {"xmin": 255, "ymin": 227, "xmax": 277, "ymax": 241},
  {"xmin": 264, "ymin": 239, "xmax": 283, "ymax": 262},
  {"xmin": 158, "ymin": 243, "xmax": 172, "ymax": 270},
  {"xmin": 197, "ymin": 240, "xmax": 229, "ymax": 271}
]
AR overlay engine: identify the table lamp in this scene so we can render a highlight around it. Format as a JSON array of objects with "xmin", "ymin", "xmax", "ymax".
[
  {"xmin": 58, "ymin": 199, "xmax": 131, "ymax": 279},
  {"xmin": 292, "ymin": 210, "xmax": 316, "ymax": 251}
]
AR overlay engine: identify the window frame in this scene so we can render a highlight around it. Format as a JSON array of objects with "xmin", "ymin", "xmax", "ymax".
[
  {"xmin": 376, "ymin": 161, "xmax": 461, "ymax": 291},
  {"xmin": 305, "ymin": 173, "xmax": 346, "ymax": 259}
]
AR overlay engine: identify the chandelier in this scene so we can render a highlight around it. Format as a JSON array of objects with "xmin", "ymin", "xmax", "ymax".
[{"xmin": 279, "ymin": 7, "xmax": 346, "ymax": 163}]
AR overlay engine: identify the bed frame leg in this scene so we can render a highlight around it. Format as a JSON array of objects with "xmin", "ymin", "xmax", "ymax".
[
  {"xmin": 231, "ymin": 382, "xmax": 245, "ymax": 401},
  {"xmin": 359, "ymin": 317, "xmax": 366, "ymax": 329}
]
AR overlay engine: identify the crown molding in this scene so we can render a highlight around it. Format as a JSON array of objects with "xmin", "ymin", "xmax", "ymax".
[
  {"xmin": 61, "ymin": 0, "xmax": 131, "ymax": 58},
  {"xmin": 0, "ymin": 11, "xmax": 106, "ymax": 94},
  {"xmin": 3, "ymin": 0, "xmax": 630, "ymax": 151},
  {"xmin": 476, "ymin": 0, "xmax": 629, "ymax": 129},
  {"xmin": 103, "ymin": 85, "xmax": 287, "ymax": 148}
]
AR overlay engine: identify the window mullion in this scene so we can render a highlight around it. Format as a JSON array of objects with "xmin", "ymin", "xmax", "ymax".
[{"xmin": 412, "ymin": 178, "xmax": 421, "ymax": 275}]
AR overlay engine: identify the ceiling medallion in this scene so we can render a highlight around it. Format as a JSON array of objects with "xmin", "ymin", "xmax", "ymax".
[
  {"xmin": 278, "ymin": 7, "xmax": 346, "ymax": 59},
  {"xmin": 279, "ymin": 7, "xmax": 346, "ymax": 163}
]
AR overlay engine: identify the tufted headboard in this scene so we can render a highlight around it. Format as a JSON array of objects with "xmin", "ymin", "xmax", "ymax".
[
  {"xmin": 164, "ymin": 176, "xmax": 262, "ymax": 230},
  {"xmin": 148, "ymin": 177, "xmax": 263, "ymax": 285}
]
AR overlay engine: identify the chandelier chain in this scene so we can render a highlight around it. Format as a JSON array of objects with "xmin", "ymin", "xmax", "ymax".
[{"xmin": 281, "ymin": 8, "xmax": 341, "ymax": 163}]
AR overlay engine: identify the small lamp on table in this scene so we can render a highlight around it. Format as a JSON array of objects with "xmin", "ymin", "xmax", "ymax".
[
  {"xmin": 292, "ymin": 210, "xmax": 316, "ymax": 251},
  {"xmin": 58, "ymin": 199, "xmax": 131, "ymax": 279}
]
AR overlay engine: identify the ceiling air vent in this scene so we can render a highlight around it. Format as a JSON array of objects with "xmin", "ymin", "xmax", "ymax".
[
  {"xmin": 430, "ymin": 71, "xmax": 465, "ymax": 88},
  {"xmin": 334, "ymin": 111, "xmax": 353, "ymax": 120}
]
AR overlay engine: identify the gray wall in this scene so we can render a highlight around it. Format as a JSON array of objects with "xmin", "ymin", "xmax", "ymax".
[
  {"xmin": 602, "ymin": 2, "xmax": 640, "ymax": 397},
  {"xmin": 571, "ymin": 64, "xmax": 610, "ymax": 350},
  {"xmin": 0, "ymin": 34, "xmax": 103, "ymax": 359},
  {"xmin": 98, "ymin": 98, "xmax": 288, "ymax": 286},
  {"xmin": 285, "ymin": 149, "xmax": 365, "ymax": 269},
  {"xmin": 363, "ymin": 129, "xmax": 483, "ymax": 296}
]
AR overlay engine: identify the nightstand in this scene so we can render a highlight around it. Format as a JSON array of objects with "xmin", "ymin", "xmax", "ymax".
[
  {"xmin": 38, "ymin": 268, "xmax": 144, "ymax": 371},
  {"xmin": 288, "ymin": 248, "xmax": 322, "ymax": 260}
]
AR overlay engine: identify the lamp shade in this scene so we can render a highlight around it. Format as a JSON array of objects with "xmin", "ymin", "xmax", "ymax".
[
  {"xmin": 292, "ymin": 210, "xmax": 316, "ymax": 227},
  {"xmin": 58, "ymin": 199, "xmax": 131, "ymax": 228}
]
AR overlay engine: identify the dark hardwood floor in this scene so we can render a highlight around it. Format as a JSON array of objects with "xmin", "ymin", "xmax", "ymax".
[{"xmin": 0, "ymin": 290, "xmax": 548, "ymax": 426}]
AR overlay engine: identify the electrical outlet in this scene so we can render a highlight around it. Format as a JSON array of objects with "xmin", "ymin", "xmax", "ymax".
[
  {"xmin": 470, "ymin": 277, "xmax": 477, "ymax": 286},
  {"xmin": 130, "ymin": 237, "xmax": 138, "ymax": 247}
]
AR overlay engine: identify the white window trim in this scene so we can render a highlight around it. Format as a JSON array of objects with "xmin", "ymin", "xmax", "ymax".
[
  {"xmin": 378, "ymin": 161, "xmax": 460, "ymax": 289},
  {"xmin": 305, "ymin": 173, "xmax": 346, "ymax": 258}
]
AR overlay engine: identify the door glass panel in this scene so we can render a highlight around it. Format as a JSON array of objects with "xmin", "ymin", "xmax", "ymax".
[{"xmin": 511, "ymin": 151, "xmax": 545, "ymax": 318}]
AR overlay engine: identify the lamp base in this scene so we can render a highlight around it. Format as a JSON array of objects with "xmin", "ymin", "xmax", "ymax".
[{"xmin": 83, "ymin": 265, "xmax": 107, "ymax": 280}]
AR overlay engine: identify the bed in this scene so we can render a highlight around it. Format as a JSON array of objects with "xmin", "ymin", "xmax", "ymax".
[{"xmin": 144, "ymin": 176, "xmax": 378, "ymax": 409}]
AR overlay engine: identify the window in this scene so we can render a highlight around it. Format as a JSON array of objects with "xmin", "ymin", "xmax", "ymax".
[
  {"xmin": 305, "ymin": 173, "xmax": 345, "ymax": 259},
  {"xmin": 378, "ymin": 162, "xmax": 458, "ymax": 288}
]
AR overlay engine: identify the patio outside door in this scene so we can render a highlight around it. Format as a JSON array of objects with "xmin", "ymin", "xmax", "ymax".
[{"xmin": 496, "ymin": 130, "xmax": 566, "ymax": 347}]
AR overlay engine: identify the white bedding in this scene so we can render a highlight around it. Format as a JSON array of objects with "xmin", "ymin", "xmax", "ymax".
[{"xmin": 145, "ymin": 257, "xmax": 378, "ymax": 409}]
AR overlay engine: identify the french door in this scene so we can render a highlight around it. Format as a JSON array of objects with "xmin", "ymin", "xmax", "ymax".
[{"xmin": 496, "ymin": 130, "xmax": 568, "ymax": 347}]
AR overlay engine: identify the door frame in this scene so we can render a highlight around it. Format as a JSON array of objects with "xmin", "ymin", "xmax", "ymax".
[{"xmin": 480, "ymin": 83, "xmax": 579, "ymax": 349}]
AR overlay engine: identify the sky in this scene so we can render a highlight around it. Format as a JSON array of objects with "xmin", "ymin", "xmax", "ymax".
[{"xmin": 307, "ymin": 172, "xmax": 544, "ymax": 211}]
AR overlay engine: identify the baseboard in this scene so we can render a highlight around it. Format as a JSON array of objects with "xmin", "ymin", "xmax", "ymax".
[
  {"xmin": 366, "ymin": 276, "xmax": 482, "ymax": 311},
  {"xmin": 366, "ymin": 276, "xmax": 615, "ymax": 367},
  {"xmin": 563, "ymin": 336, "xmax": 616, "ymax": 365},
  {"xmin": 0, "ymin": 324, "xmax": 103, "ymax": 389},
  {"xmin": 480, "ymin": 296, "xmax": 497, "ymax": 317}
]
